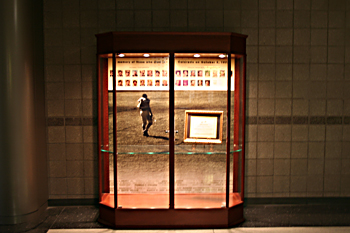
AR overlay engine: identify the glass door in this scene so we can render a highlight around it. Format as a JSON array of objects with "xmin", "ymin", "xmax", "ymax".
[
  {"xmin": 173, "ymin": 53, "xmax": 229, "ymax": 208},
  {"xmin": 99, "ymin": 53, "xmax": 170, "ymax": 209},
  {"xmin": 114, "ymin": 53, "xmax": 170, "ymax": 209}
]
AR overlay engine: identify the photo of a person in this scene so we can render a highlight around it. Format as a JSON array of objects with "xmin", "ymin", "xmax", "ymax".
[
  {"xmin": 155, "ymin": 70, "xmax": 160, "ymax": 77},
  {"xmin": 190, "ymin": 70, "xmax": 196, "ymax": 77},
  {"xmin": 118, "ymin": 80, "xmax": 123, "ymax": 86},
  {"xmin": 205, "ymin": 80, "xmax": 210, "ymax": 86},
  {"xmin": 125, "ymin": 80, "xmax": 130, "ymax": 86},
  {"xmin": 140, "ymin": 70, "xmax": 145, "ymax": 77},
  {"xmin": 175, "ymin": 70, "xmax": 181, "ymax": 77},
  {"xmin": 132, "ymin": 70, "xmax": 138, "ymax": 77},
  {"xmin": 183, "ymin": 80, "xmax": 188, "ymax": 86},
  {"xmin": 205, "ymin": 70, "xmax": 210, "ymax": 77},
  {"xmin": 198, "ymin": 70, "xmax": 203, "ymax": 77},
  {"xmin": 162, "ymin": 70, "xmax": 167, "ymax": 77},
  {"xmin": 137, "ymin": 94, "xmax": 153, "ymax": 137},
  {"xmin": 162, "ymin": 80, "xmax": 168, "ymax": 86},
  {"xmin": 198, "ymin": 80, "xmax": 203, "ymax": 86},
  {"xmin": 147, "ymin": 79, "xmax": 153, "ymax": 86},
  {"xmin": 155, "ymin": 80, "xmax": 160, "ymax": 86},
  {"xmin": 125, "ymin": 70, "xmax": 130, "ymax": 77},
  {"xmin": 140, "ymin": 80, "xmax": 145, "ymax": 86},
  {"xmin": 190, "ymin": 80, "xmax": 196, "ymax": 86},
  {"xmin": 212, "ymin": 70, "xmax": 218, "ymax": 77},
  {"xmin": 147, "ymin": 70, "xmax": 153, "ymax": 77},
  {"xmin": 133, "ymin": 80, "xmax": 138, "ymax": 86},
  {"xmin": 175, "ymin": 80, "xmax": 181, "ymax": 86},
  {"xmin": 110, "ymin": 70, "xmax": 113, "ymax": 77},
  {"xmin": 183, "ymin": 70, "xmax": 188, "ymax": 77},
  {"xmin": 118, "ymin": 70, "xmax": 123, "ymax": 77},
  {"xmin": 220, "ymin": 70, "xmax": 225, "ymax": 77}
]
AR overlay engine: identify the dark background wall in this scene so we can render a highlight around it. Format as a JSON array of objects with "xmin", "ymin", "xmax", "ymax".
[{"xmin": 44, "ymin": 0, "xmax": 350, "ymax": 200}]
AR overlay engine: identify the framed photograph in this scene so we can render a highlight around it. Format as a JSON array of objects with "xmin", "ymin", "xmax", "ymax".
[{"xmin": 184, "ymin": 110, "xmax": 223, "ymax": 144}]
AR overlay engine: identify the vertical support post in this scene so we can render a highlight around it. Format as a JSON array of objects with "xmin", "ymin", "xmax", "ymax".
[
  {"xmin": 113, "ymin": 53, "xmax": 118, "ymax": 208},
  {"xmin": 169, "ymin": 53, "xmax": 175, "ymax": 209},
  {"xmin": 233, "ymin": 59, "xmax": 241, "ymax": 192},
  {"xmin": 0, "ymin": 0, "xmax": 47, "ymax": 224},
  {"xmin": 240, "ymin": 55, "xmax": 247, "ymax": 201},
  {"xmin": 226, "ymin": 54, "xmax": 232, "ymax": 208}
]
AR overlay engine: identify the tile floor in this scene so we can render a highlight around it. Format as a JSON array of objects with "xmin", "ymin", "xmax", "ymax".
[
  {"xmin": 48, "ymin": 227, "xmax": 350, "ymax": 233},
  {"xmin": 1, "ymin": 204, "xmax": 350, "ymax": 233}
]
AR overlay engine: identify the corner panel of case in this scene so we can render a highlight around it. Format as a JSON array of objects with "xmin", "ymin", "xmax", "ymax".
[
  {"xmin": 230, "ymin": 33, "xmax": 247, "ymax": 55},
  {"xmin": 96, "ymin": 32, "xmax": 114, "ymax": 54}
]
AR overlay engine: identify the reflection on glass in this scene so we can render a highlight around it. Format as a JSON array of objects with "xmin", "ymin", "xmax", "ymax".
[
  {"xmin": 230, "ymin": 56, "xmax": 244, "ymax": 206},
  {"xmin": 99, "ymin": 52, "xmax": 244, "ymax": 210},
  {"xmin": 99, "ymin": 55, "xmax": 115, "ymax": 208}
]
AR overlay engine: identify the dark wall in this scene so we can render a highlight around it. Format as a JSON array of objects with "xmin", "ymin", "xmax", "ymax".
[{"xmin": 44, "ymin": 0, "xmax": 350, "ymax": 200}]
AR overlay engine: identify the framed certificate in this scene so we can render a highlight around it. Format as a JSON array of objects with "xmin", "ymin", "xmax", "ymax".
[{"xmin": 184, "ymin": 110, "xmax": 223, "ymax": 144}]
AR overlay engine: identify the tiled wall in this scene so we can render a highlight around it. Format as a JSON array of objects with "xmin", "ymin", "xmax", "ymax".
[{"xmin": 44, "ymin": 0, "xmax": 350, "ymax": 199}]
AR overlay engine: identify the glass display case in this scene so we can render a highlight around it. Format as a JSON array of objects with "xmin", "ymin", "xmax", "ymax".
[{"xmin": 96, "ymin": 32, "xmax": 247, "ymax": 228}]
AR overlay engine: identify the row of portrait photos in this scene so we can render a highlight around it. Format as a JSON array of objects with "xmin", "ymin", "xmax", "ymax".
[
  {"xmin": 116, "ymin": 79, "xmax": 216, "ymax": 87},
  {"xmin": 111, "ymin": 69, "xmax": 227, "ymax": 78}
]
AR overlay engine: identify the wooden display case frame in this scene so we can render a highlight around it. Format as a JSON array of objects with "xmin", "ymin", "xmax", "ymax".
[{"xmin": 96, "ymin": 32, "xmax": 247, "ymax": 229}]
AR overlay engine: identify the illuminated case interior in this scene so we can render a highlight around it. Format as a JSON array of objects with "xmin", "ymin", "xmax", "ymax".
[{"xmin": 96, "ymin": 32, "xmax": 247, "ymax": 228}]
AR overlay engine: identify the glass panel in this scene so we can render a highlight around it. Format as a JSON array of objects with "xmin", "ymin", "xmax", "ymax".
[
  {"xmin": 237, "ymin": 56, "xmax": 245, "ymax": 200},
  {"xmin": 229, "ymin": 55, "xmax": 244, "ymax": 207},
  {"xmin": 108, "ymin": 53, "xmax": 170, "ymax": 209},
  {"xmin": 174, "ymin": 53, "xmax": 228, "ymax": 209},
  {"xmin": 98, "ymin": 54, "xmax": 115, "ymax": 208}
]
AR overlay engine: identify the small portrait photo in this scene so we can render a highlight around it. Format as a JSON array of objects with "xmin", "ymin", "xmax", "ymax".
[
  {"xmin": 190, "ymin": 80, "xmax": 196, "ymax": 86},
  {"xmin": 140, "ymin": 70, "xmax": 145, "ymax": 77},
  {"xmin": 132, "ymin": 70, "xmax": 138, "ymax": 77},
  {"xmin": 205, "ymin": 70, "xmax": 210, "ymax": 77},
  {"xmin": 155, "ymin": 70, "xmax": 160, "ymax": 77},
  {"xmin": 212, "ymin": 70, "xmax": 218, "ymax": 77},
  {"xmin": 155, "ymin": 80, "xmax": 160, "ymax": 86},
  {"xmin": 183, "ymin": 80, "xmax": 188, "ymax": 86},
  {"xmin": 198, "ymin": 80, "xmax": 203, "ymax": 86},
  {"xmin": 175, "ymin": 70, "xmax": 181, "ymax": 77},
  {"xmin": 125, "ymin": 79, "xmax": 130, "ymax": 86},
  {"xmin": 175, "ymin": 80, "xmax": 182, "ymax": 86},
  {"xmin": 133, "ymin": 80, "xmax": 138, "ymax": 86},
  {"xmin": 117, "ymin": 70, "xmax": 123, "ymax": 77},
  {"xmin": 147, "ymin": 70, "xmax": 153, "ymax": 77},
  {"xmin": 183, "ymin": 70, "xmax": 189, "ymax": 77},
  {"xmin": 220, "ymin": 70, "xmax": 225, "ymax": 77},
  {"xmin": 147, "ymin": 79, "xmax": 153, "ymax": 86},
  {"xmin": 125, "ymin": 70, "xmax": 130, "ymax": 77},
  {"xmin": 110, "ymin": 70, "xmax": 113, "ymax": 77},
  {"xmin": 118, "ymin": 80, "xmax": 123, "ymax": 86},
  {"xmin": 162, "ymin": 79, "xmax": 168, "ymax": 86},
  {"xmin": 140, "ymin": 79, "xmax": 145, "ymax": 86},
  {"xmin": 205, "ymin": 80, "xmax": 210, "ymax": 86},
  {"xmin": 197, "ymin": 70, "xmax": 203, "ymax": 77},
  {"xmin": 162, "ymin": 70, "xmax": 168, "ymax": 77},
  {"xmin": 190, "ymin": 70, "xmax": 196, "ymax": 77}
]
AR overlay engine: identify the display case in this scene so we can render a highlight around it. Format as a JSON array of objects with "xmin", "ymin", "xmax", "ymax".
[{"xmin": 96, "ymin": 32, "xmax": 247, "ymax": 228}]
